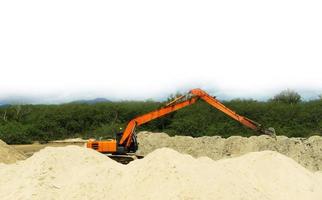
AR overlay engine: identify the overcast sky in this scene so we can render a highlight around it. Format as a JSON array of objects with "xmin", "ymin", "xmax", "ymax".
[{"xmin": 0, "ymin": 0, "xmax": 321, "ymax": 103}]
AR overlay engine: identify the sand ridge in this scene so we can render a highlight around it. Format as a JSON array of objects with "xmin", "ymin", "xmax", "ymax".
[
  {"xmin": 137, "ymin": 132, "xmax": 322, "ymax": 171},
  {"xmin": 0, "ymin": 139, "xmax": 26, "ymax": 164},
  {"xmin": 0, "ymin": 145, "xmax": 321, "ymax": 200}
]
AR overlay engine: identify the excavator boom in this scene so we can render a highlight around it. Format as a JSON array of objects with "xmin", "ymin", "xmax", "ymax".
[{"xmin": 120, "ymin": 96, "xmax": 199, "ymax": 146}]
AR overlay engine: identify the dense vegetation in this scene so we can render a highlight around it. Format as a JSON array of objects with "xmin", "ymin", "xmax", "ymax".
[{"xmin": 0, "ymin": 90, "xmax": 321, "ymax": 144}]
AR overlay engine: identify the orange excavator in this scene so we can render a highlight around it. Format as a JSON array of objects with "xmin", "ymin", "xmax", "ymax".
[{"xmin": 87, "ymin": 88, "xmax": 275, "ymax": 163}]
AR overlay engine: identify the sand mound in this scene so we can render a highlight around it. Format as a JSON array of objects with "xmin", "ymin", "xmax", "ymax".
[
  {"xmin": 0, "ymin": 146, "xmax": 321, "ymax": 200},
  {"xmin": 51, "ymin": 138, "xmax": 87, "ymax": 143},
  {"xmin": 0, "ymin": 140, "xmax": 26, "ymax": 164},
  {"xmin": 137, "ymin": 132, "xmax": 322, "ymax": 171}
]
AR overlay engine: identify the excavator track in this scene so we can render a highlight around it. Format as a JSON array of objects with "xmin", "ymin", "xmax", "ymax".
[{"xmin": 106, "ymin": 154, "xmax": 144, "ymax": 164}]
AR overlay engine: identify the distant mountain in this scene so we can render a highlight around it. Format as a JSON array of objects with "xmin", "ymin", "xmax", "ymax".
[
  {"xmin": 70, "ymin": 98, "xmax": 111, "ymax": 104},
  {"xmin": 0, "ymin": 98, "xmax": 34, "ymax": 106},
  {"xmin": 0, "ymin": 103, "xmax": 10, "ymax": 108},
  {"xmin": 0, "ymin": 97, "xmax": 112, "ymax": 106}
]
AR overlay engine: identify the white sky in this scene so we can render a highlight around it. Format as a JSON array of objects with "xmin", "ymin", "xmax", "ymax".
[{"xmin": 0, "ymin": 0, "xmax": 321, "ymax": 103}]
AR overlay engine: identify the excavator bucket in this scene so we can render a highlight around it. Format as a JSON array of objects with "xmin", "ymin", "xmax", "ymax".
[{"xmin": 265, "ymin": 127, "xmax": 276, "ymax": 138}]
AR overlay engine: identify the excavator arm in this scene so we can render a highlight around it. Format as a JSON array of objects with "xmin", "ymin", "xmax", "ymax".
[
  {"xmin": 190, "ymin": 89, "xmax": 261, "ymax": 131},
  {"xmin": 119, "ymin": 88, "xmax": 275, "ymax": 148}
]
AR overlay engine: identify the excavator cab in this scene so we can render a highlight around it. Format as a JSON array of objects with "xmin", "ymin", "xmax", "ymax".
[{"xmin": 115, "ymin": 132, "xmax": 138, "ymax": 154}]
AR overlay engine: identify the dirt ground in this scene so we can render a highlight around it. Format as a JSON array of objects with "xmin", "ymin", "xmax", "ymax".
[{"xmin": 11, "ymin": 142, "xmax": 85, "ymax": 157}]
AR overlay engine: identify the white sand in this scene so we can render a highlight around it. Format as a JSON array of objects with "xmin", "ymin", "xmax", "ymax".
[{"xmin": 0, "ymin": 145, "xmax": 321, "ymax": 200}]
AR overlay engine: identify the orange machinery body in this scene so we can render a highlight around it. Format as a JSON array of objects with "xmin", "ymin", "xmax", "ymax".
[
  {"xmin": 87, "ymin": 139, "xmax": 117, "ymax": 153},
  {"xmin": 87, "ymin": 88, "xmax": 274, "ymax": 155}
]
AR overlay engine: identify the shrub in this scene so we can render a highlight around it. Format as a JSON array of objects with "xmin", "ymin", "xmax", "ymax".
[
  {"xmin": 270, "ymin": 89, "xmax": 301, "ymax": 104},
  {"xmin": 0, "ymin": 122, "xmax": 33, "ymax": 144}
]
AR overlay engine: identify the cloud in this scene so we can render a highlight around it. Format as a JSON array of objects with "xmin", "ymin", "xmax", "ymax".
[{"xmin": 0, "ymin": 0, "xmax": 321, "ymax": 102}]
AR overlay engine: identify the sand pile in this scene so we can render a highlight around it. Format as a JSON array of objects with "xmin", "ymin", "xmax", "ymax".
[
  {"xmin": 51, "ymin": 138, "xmax": 87, "ymax": 143},
  {"xmin": 0, "ymin": 139, "xmax": 26, "ymax": 164},
  {"xmin": 137, "ymin": 132, "xmax": 322, "ymax": 171},
  {"xmin": 0, "ymin": 146, "xmax": 322, "ymax": 200}
]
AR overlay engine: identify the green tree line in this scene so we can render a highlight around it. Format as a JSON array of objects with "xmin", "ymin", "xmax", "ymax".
[{"xmin": 0, "ymin": 90, "xmax": 321, "ymax": 144}]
